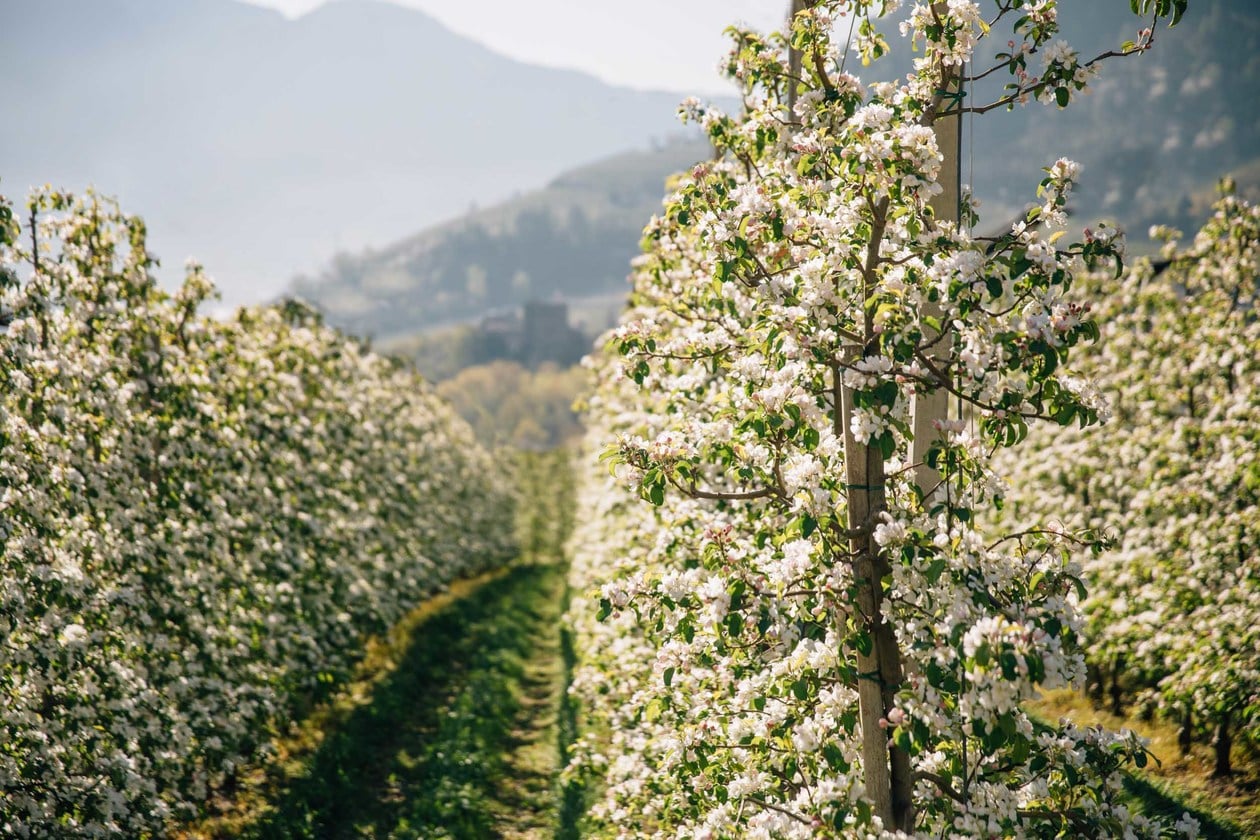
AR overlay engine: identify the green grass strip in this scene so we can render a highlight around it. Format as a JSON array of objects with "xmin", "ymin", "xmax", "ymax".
[{"xmin": 196, "ymin": 561, "xmax": 566, "ymax": 840}]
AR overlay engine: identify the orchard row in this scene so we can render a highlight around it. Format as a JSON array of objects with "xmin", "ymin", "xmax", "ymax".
[
  {"xmin": 0, "ymin": 191, "xmax": 516, "ymax": 837},
  {"xmin": 564, "ymin": 1, "xmax": 1208, "ymax": 838},
  {"xmin": 1001, "ymin": 189, "xmax": 1260, "ymax": 775}
]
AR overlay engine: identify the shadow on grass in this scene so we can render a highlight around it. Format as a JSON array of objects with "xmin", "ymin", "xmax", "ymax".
[
  {"xmin": 237, "ymin": 562, "xmax": 563, "ymax": 840},
  {"xmin": 555, "ymin": 586, "xmax": 584, "ymax": 840},
  {"xmin": 1122, "ymin": 772, "xmax": 1248, "ymax": 840}
]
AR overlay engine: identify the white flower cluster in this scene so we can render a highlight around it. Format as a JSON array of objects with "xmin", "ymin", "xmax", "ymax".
[
  {"xmin": 1000, "ymin": 190, "xmax": 1260, "ymax": 765},
  {"xmin": 564, "ymin": 2, "xmax": 1192, "ymax": 837},
  {"xmin": 0, "ymin": 190, "xmax": 516, "ymax": 836}
]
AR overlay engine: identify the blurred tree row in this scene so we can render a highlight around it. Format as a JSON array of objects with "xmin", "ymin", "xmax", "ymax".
[{"xmin": 437, "ymin": 361, "xmax": 587, "ymax": 450}]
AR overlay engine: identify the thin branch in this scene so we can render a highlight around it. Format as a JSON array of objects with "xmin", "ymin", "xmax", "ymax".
[
  {"xmin": 913, "ymin": 770, "xmax": 968, "ymax": 805},
  {"xmin": 28, "ymin": 206, "xmax": 39, "ymax": 273},
  {"xmin": 987, "ymin": 527, "xmax": 1093, "ymax": 551},
  {"xmin": 955, "ymin": 46, "xmax": 1146, "ymax": 116},
  {"xmin": 747, "ymin": 796, "xmax": 813, "ymax": 825},
  {"xmin": 678, "ymin": 479, "xmax": 780, "ymax": 503}
]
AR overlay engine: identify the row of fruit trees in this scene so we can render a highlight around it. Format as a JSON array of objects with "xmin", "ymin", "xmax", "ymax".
[
  {"xmin": 0, "ymin": 191, "xmax": 517, "ymax": 836},
  {"xmin": 564, "ymin": 0, "xmax": 1253, "ymax": 837},
  {"xmin": 2, "ymin": 0, "xmax": 1256, "ymax": 837},
  {"xmin": 999, "ymin": 189, "xmax": 1260, "ymax": 779}
]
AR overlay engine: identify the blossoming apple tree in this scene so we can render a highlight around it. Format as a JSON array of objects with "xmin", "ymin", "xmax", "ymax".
[
  {"xmin": 997, "ymin": 187, "xmax": 1260, "ymax": 778},
  {"xmin": 567, "ymin": 0, "xmax": 1197, "ymax": 836},
  {"xmin": 0, "ymin": 189, "xmax": 516, "ymax": 837}
]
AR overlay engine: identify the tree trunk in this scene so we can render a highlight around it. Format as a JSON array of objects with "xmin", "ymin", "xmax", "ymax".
[
  {"xmin": 1178, "ymin": 704, "xmax": 1193, "ymax": 757},
  {"xmin": 837, "ymin": 361, "xmax": 914, "ymax": 832},
  {"xmin": 1213, "ymin": 712, "xmax": 1232, "ymax": 777},
  {"xmin": 1109, "ymin": 654, "xmax": 1125, "ymax": 717},
  {"xmin": 1086, "ymin": 661, "xmax": 1104, "ymax": 708}
]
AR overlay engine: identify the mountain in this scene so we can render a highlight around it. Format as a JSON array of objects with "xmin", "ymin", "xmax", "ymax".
[
  {"xmin": 0, "ymin": 0, "xmax": 693, "ymax": 303},
  {"xmin": 971, "ymin": 0, "xmax": 1260, "ymax": 233},
  {"xmin": 295, "ymin": 1, "xmax": 1260, "ymax": 346},
  {"xmin": 292, "ymin": 138, "xmax": 711, "ymax": 341}
]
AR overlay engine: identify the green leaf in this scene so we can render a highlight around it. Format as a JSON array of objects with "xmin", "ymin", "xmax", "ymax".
[
  {"xmin": 1031, "ymin": 340, "xmax": 1058, "ymax": 377},
  {"xmin": 822, "ymin": 743, "xmax": 849, "ymax": 771},
  {"xmin": 877, "ymin": 432, "xmax": 896, "ymax": 460},
  {"xmin": 791, "ymin": 678, "xmax": 810, "ymax": 700},
  {"xmin": 985, "ymin": 276, "xmax": 1004, "ymax": 300},
  {"xmin": 648, "ymin": 482, "xmax": 665, "ymax": 506},
  {"xmin": 873, "ymin": 380, "xmax": 899, "ymax": 407},
  {"xmin": 1068, "ymin": 574, "xmax": 1088, "ymax": 600}
]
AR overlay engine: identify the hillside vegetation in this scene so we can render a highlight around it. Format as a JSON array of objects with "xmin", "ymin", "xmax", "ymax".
[
  {"xmin": 296, "ymin": 1, "xmax": 1260, "ymax": 346},
  {"xmin": 293, "ymin": 140, "xmax": 712, "ymax": 341}
]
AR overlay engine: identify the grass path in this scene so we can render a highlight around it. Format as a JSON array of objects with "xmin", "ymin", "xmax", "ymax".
[
  {"xmin": 177, "ymin": 450, "xmax": 579, "ymax": 839},
  {"xmin": 183, "ymin": 560, "xmax": 571, "ymax": 840}
]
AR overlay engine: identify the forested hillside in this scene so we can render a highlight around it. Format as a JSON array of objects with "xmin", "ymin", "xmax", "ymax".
[
  {"xmin": 0, "ymin": 0, "xmax": 692, "ymax": 302},
  {"xmin": 291, "ymin": 140, "xmax": 711, "ymax": 341},
  {"xmin": 296, "ymin": 0, "xmax": 1260, "ymax": 344}
]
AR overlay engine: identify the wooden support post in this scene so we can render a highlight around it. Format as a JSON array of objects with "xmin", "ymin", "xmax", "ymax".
[
  {"xmin": 785, "ymin": 0, "xmax": 806, "ymax": 118},
  {"xmin": 912, "ymin": 18, "xmax": 962, "ymax": 497}
]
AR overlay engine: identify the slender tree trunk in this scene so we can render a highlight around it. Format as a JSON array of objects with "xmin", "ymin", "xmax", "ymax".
[
  {"xmin": 807, "ymin": 0, "xmax": 918, "ymax": 829},
  {"xmin": 837, "ymin": 358, "xmax": 914, "ymax": 832},
  {"xmin": 1178, "ymin": 704, "xmax": 1193, "ymax": 757},
  {"xmin": 1109, "ymin": 654, "xmax": 1125, "ymax": 716},
  {"xmin": 1086, "ymin": 661, "xmax": 1104, "ymax": 707},
  {"xmin": 1213, "ymin": 712, "xmax": 1232, "ymax": 777},
  {"xmin": 29, "ymin": 206, "xmax": 40, "ymax": 274}
]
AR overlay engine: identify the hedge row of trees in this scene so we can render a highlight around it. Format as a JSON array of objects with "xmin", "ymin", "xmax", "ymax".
[
  {"xmin": 564, "ymin": 0, "xmax": 1200, "ymax": 837},
  {"xmin": 0, "ymin": 190, "xmax": 517, "ymax": 836},
  {"xmin": 998, "ymin": 188, "xmax": 1260, "ymax": 777}
]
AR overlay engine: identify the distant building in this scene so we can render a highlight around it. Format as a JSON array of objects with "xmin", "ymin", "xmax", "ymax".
[
  {"xmin": 522, "ymin": 301, "xmax": 573, "ymax": 366},
  {"xmin": 479, "ymin": 310, "xmax": 523, "ymax": 356},
  {"xmin": 476, "ymin": 300, "xmax": 587, "ymax": 369}
]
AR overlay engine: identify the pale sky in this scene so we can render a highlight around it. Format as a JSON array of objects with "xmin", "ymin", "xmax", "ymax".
[{"xmin": 241, "ymin": 0, "xmax": 787, "ymax": 95}]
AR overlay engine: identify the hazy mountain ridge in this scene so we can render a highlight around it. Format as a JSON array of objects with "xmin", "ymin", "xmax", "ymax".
[
  {"xmin": 293, "ymin": 139, "xmax": 712, "ymax": 340},
  {"xmin": 296, "ymin": 1, "xmax": 1260, "ymax": 344},
  {"xmin": 0, "ymin": 0, "xmax": 693, "ymax": 303}
]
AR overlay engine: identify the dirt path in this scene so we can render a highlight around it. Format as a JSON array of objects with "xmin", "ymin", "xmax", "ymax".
[{"xmin": 488, "ymin": 581, "xmax": 567, "ymax": 839}]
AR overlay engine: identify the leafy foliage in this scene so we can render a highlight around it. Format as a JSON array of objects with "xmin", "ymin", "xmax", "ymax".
[
  {"xmin": 565, "ymin": 1, "xmax": 1200, "ymax": 837},
  {"xmin": 0, "ymin": 189, "xmax": 516, "ymax": 836}
]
